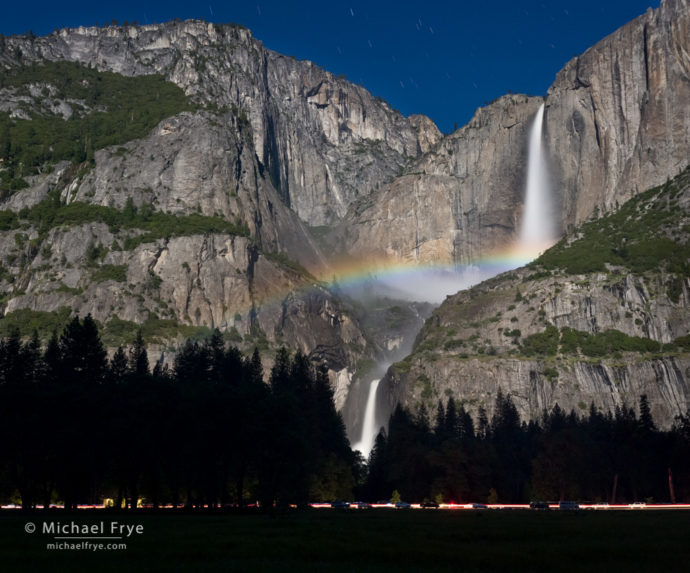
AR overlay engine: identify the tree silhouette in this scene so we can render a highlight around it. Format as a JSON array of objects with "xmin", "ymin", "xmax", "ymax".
[
  {"xmin": 128, "ymin": 330, "xmax": 149, "ymax": 379},
  {"xmin": 0, "ymin": 320, "xmax": 686, "ymax": 509}
]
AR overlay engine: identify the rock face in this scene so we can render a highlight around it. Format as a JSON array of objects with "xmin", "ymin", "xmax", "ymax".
[
  {"xmin": 0, "ymin": 21, "xmax": 440, "ymax": 227},
  {"xmin": 335, "ymin": 0, "xmax": 690, "ymax": 266},
  {"xmin": 386, "ymin": 353, "xmax": 690, "ymax": 429},
  {"xmin": 382, "ymin": 169, "xmax": 690, "ymax": 428},
  {"xmin": 0, "ymin": 217, "xmax": 367, "ymax": 397},
  {"xmin": 0, "ymin": 20, "xmax": 440, "ymax": 396},
  {"xmin": 2, "ymin": 0, "xmax": 687, "ymax": 271},
  {"xmin": 333, "ymin": 95, "xmax": 543, "ymax": 265},
  {"xmin": 0, "ymin": 20, "xmax": 442, "ymax": 396},
  {"xmin": 546, "ymin": 0, "xmax": 690, "ymax": 230},
  {"xmin": 384, "ymin": 265, "xmax": 690, "ymax": 428},
  {"xmin": 69, "ymin": 111, "xmax": 326, "ymax": 272},
  {"xmin": 0, "ymin": 0, "xmax": 689, "ymax": 426}
]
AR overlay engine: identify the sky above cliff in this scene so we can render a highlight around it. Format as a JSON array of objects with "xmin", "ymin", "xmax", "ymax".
[{"xmin": 3, "ymin": 0, "xmax": 661, "ymax": 133}]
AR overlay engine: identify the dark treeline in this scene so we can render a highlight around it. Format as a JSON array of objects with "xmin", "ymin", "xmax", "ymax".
[
  {"xmin": 0, "ymin": 316, "xmax": 358, "ymax": 509},
  {"xmin": 364, "ymin": 391, "xmax": 690, "ymax": 504},
  {"xmin": 2, "ymin": 317, "xmax": 690, "ymax": 509}
]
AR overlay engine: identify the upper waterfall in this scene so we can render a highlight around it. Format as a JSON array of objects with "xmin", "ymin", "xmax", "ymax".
[{"xmin": 520, "ymin": 103, "xmax": 555, "ymax": 249}]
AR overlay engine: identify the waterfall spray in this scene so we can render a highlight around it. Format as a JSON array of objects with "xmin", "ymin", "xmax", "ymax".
[
  {"xmin": 520, "ymin": 103, "xmax": 554, "ymax": 249},
  {"xmin": 352, "ymin": 379, "xmax": 380, "ymax": 457}
]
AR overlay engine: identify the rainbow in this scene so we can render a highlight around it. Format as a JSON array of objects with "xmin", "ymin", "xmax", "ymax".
[
  {"xmin": 247, "ymin": 239, "xmax": 556, "ymax": 313},
  {"xmin": 317, "ymin": 240, "xmax": 554, "ymax": 290}
]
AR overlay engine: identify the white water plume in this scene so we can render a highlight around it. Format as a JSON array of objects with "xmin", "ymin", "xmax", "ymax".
[
  {"xmin": 520, "ymin": 103, "xmax": 555, "ymax": 249},
  {"xmin": 352, "ymin": 379, "xmax": 380, "ymax": 458}
]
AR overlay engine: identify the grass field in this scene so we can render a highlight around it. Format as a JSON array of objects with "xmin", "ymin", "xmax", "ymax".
[{"xmin": 1, "ymin": 509, "xmax": 689, "ymax": 572}]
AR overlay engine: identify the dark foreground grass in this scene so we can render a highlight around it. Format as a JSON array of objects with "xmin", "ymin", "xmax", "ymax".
[{"xmin": 1, "ymin": 509, "xmax": 689, "ymax": 572}]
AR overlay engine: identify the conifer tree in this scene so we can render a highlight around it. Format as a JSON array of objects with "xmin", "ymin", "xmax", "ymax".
[
  {"xmin": 109, "ymin": 346, "xmax": 128, "ymax": 383},
  {"xmin": 445, "ymin": 397, "xmax": 458, "ymax": 438},
  {"xmin": 128, "ymin": 330, "xmax": 149, "ymax": 378},
  {"xmin": 434, "ymin": 400, "xmax": 445, "ymax": 438}
]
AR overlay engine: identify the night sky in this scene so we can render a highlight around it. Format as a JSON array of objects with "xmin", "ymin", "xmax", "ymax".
[{"xmin": 2, "ymin": 0, "xmax": 661, "ymax": 133}]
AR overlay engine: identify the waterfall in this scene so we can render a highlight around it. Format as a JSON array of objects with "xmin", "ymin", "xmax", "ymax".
[
  {"xmin": 344, "ymin": 104, "xmax": 555, "ymax": 460},
  {"xmin": 520, "ymin": 103, "xmax": 555, "ymax": 248},
  {"xmin": 352, "ymin": 379, "xmax": 380, "ymax": 457}
]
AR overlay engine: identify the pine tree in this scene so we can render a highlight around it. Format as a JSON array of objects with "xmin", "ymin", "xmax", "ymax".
[
  {"xmin": 477, "ymin": 406, "xmax": 489, "ymax": 438},
  {"xmin": 365, "ymin": 430, "xmax": 389, "ymax": 500},
  {"xmin": 445, "ymin": 397, "xmax": 458, "ymax": 437},
  {"xmin": 59, "ymin": 315, "xmax": 107, "ymax": 385},
  {"xmin": 289, "ymin": 350, "xmax": 313, "ymax": 399},
  {"xmin": 639, "ymin": 394, "xmax": 656, "ymax": 432},
  {"xmin": 128, "ymin": 330, "xmax": 149, "ymax": 378},
  {"xmin": 457, "ymin": 404, "xmax": 474, "ymax": 440},
  {"xmin": 222, "ymin": 345, "xmax": 243, "ymax": 385},
  {"xmin": 42, "ymin": 331, "xmax": 61, "ymax": 385},
  {"xmin": 246, "ymin": 347, "xmax": 263, "ymax": 387},
  {"xmin": 269, "ymin": 346, "xmax": 291, "ymax": 392},
  {"xmin": 22, "ymin": 330, "xmax": 43, "ymax": 384},
  {"xmin": 0, "ymin": 121, "xmax": 10, "ymax": 163},
  {"xmin": 434, "ymin": 400, "xmax": 445, "ymax": 438},
  {"xmin": 174, "ymin": 340, "xmax": 205, "ymax": 383},
  {"xmin": 416, "ymin": 403, "xmax": 430, "ymax": 434},
  {"xmin": 205, "ymin": 328, "xmax": 225, "ymax": 383},
  {"xmin": 0, "ymin": 328, "xmax": 23, "ymax": 385},
  {"xmin": 109, "ymin": 347, "xmax": 128, "ymax": 383}
]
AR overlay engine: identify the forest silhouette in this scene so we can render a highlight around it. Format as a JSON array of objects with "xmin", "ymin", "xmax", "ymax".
[{"xmin": 1, "ymin": 315, "xmax": 689, "ymax": 509}]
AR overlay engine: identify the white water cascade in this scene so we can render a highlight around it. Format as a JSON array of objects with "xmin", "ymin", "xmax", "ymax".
[
  {"xmin": 520, "ymin": 103, "xmax": 555, "ymax": 249},
  {"xmin": 352, "ymin": 379, "xmax": 381, "ymax": 457}
]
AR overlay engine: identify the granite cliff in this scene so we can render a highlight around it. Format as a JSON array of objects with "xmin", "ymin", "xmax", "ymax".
[
  {"xmin": 0, "ymin": 19, "xmax": 443, "ymax": 397},
  {"xmin": 0, "ymin": 20, "xmax": 439, "ymax": 227},
  {"xmin": 0, "ymin": 1, "xmax": 689, "ymax": 426},
  {"xmin": 333, "ymin": 95, "xmax": 543, "ymax": 265},
  {"xmin": 546, "ymin": 0, "xmax": 690, "ymax": 229},
  {"xmin": 335, "ymin": 0, "xmax": 690, "ymax": 266}
]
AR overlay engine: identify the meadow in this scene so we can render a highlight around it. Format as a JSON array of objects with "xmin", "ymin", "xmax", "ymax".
[{"xmin": 1, "ymin": 508, "xmax": 689, "ymax": 572}]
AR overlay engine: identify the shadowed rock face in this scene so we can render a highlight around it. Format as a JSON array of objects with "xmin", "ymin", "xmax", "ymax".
[
  {"xmin": 386, "ymin": 264, "xmax": 690, "ymax": 427},
  {"xmin": 385, "ymin": 353, "xmax": 690, "ymax": 430},
  {"xmin": 383, "ymin": 265, "xmax": 690, "ymax": 428}
]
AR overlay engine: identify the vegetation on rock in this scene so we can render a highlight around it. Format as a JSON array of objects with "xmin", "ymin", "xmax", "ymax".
[
  {"xmin": 1, "ymin": 192, "xmax": 250, "ymax": 244},
  {"xmin": 532, "ymin": 166, "xmax": 690, "ymax": 278},
  {"xmin": 0, "ymin": 61, "xmax": 194, "ymax": 196}
]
